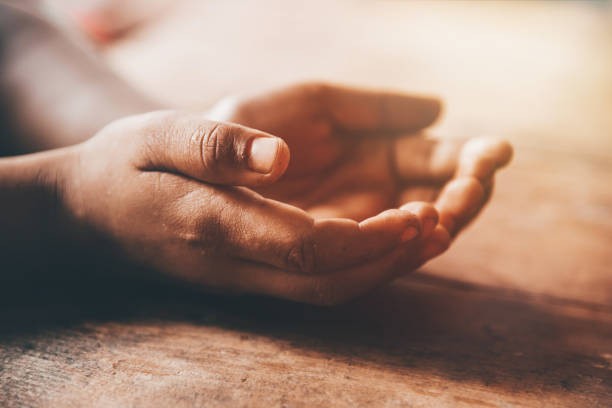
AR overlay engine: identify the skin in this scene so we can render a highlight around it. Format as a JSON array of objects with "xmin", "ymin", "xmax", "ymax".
[
  {"xmin": 0, "ymin": 6, "xmax": 512, "ymax": 306},
  {"xmin": 207, "ymin": 83, "xmax": 512, "ymax": 233},
  {"xmin": 47, "ymin": 83, "xmax": 510, "ymax": 306}
]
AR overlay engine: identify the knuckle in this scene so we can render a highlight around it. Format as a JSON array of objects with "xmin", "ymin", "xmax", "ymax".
[
  {"xmin": 169, "ymin": 188, "xmax": 225, "ymax": 250},
  {"xmin": 130, "ymin": 111, "xmax": 181, "ymax": 167},
  {"xmin": 473, "ymin": 156, "xmax": 498, "ymax": 181},
  {"xmin": 199, "ymin": 123, "xmax": 241, "ymax": 173},
  {"xmin": 285, "ymin": 234, "xmax": 316, "ymax": 275},
  {"xmin": 463, "ymin": 176, "xmax": 486, "ymax": 198}
]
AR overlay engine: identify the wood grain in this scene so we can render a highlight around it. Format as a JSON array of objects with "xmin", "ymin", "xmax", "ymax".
[{"xmin": 1, "ymin": 275, "xmax": 611, "ymax": 407}]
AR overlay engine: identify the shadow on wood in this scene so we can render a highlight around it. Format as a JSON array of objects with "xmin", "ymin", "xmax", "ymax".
[{"xmin": 1, "ymin": 270, "xmax": 610, "ymax": 405}]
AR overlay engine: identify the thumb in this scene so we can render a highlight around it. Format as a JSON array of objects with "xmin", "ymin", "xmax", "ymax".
[{"xmin": 132, "ymin": 111, "xmax": 290, "ymax": 186}]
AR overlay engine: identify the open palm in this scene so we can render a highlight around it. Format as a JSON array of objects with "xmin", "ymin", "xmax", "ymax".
[{"xmin": 207, "ymin": 83, "xmax": 512, "ymax": 236}]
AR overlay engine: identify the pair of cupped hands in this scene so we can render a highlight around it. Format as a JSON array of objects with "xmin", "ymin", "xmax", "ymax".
[{"xmin": 62, "ymin": 83, "xmax": 512, "ymax": 305}]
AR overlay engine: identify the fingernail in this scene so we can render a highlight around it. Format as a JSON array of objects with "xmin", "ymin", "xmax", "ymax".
[
  {"xmin": 400, "ymin": 227, "xmax": 419, "ymax": 243},
  {"xmin": 248, "ymin": 137, "xmax": 279, "ymax": 174}
]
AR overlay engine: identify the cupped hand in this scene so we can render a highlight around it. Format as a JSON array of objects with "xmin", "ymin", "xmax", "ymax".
[
  {"xmin": 60, "ymin": 83, "xmax": 512, "ymax": 305},
  {"xmin": 61, "ymin": 110, "xmax": 445, "ymax": 305},
  {"xmin": 206, "ymin": 82, "xmax": 513, "ymax": 236}
]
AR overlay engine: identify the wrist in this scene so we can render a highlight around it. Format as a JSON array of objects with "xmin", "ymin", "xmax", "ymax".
[{"xmin": 0, "ymin": 147, "xmax": 77, "ymax": 273}]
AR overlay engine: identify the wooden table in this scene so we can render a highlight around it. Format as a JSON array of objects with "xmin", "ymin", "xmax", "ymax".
[{"xmin": 2, "ymin": 1, "xmax": 611, "ymax": 406}]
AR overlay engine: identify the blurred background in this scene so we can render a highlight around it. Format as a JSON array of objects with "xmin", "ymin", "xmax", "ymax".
[{"xmin": 54, "ymin": 0, "xmax": 612, "ymax": 304}]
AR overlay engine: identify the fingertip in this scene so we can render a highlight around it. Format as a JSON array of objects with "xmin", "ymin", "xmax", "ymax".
[
  {"xmin": 461, "ymin": 137, "xmax": 514, "ymax": 169},
  {"xmin": 273, "ymin": 137, "xmax": 291, "ymax": 176},
  {"xmin": 399, "ymin": 201, "xmax": 439, "ymax": 238},
  {"xmin": 248, "ymin": 136, "xmax": 284, "ymax": 173},
  {"xmin": 429, "ymin": 98, "xmax": 444, "ymax": 124},
  {"xmin": 414, "ymin": 97, "xmax": 443, "ymax": 129},
  {"xmin": 395, "ymin": 208, "xmax": 423, "ymax": 240},
  {"xmin": 478, "ymin": 137, "xmax": 514, "ymax": 167},
  {"xmin": 496, "ymin": 139, "xmax": 514, "ymax": 167}
]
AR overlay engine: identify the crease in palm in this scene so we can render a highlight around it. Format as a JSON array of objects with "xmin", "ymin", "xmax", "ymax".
[{"xmin": 202, "ymin": 83, "xmax": 513, "ymax": 298}]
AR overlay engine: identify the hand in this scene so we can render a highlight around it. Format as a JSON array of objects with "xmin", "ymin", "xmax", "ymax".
[
  {"xmin": 206, "ymin": 82, "xmax": 513, "ymax": 237},
  {"xmin": 60, "ymin": 110, "xmax": 447, "ymax": 305}
]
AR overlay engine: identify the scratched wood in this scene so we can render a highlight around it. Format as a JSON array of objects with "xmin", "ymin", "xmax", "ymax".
[
  {"xmin": 1, "ymin": 274, "xmax": 611, "ymax": 407},
  {"xmin": 2, "ymin": 1, "xmax": 612, "ymax": 407}
]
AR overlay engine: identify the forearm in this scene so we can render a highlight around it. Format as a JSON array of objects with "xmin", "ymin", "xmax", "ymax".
[{"xmin": 0, "ymin": 2, "xmax": 157, "ymax": 155}]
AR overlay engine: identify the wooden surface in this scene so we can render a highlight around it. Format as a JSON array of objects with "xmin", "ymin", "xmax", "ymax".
[
  {"xmin": 1, "ymin": 275, "xmax": 611, "ymax": 407},
  {"xmin": 2, "ymin": 1, "xmax": 612, "ymax": 406}
]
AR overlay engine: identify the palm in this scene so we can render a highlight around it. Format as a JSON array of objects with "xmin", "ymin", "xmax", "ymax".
[
  {"xmin": 207, "ymin": 83, "xmax": 511, "ymax": 235},
  {"xmin": 210, "ymin": 85, "xmax": 444, "ymax": 221},
  {"xmin": 256, "ymin": 123, "xmax": 397, "ymax": 220}
]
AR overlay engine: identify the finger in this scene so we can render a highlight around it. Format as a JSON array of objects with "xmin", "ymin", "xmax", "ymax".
[
  {"xmin": 306, "ymin": 205, "xmax": 441, "ymax": 272},
  {"xmin": 314, "ymin": 83, "xmax": 442, "ymax": 133},
  {"xmin": 394, "ymin": 136, "xmax": 513, "ymax": 185},
  {"xmin": 311, "ymin": 209, "xmax": 423, "ymax": 271},
  {"xmin": 434, "ymin": 138, "xmax": 512, "ymax": 236},
  {"xmin": 180, "ymin": 184, "xmax": 423, "ymax": 275},
  {"xmin": 455, "ymin": 137, "xmax": 513, "ymax": 183},
  {"xmin": 129, "ymin": 111, "xmax": 290, "ymax": 187},
  {"xmin": 435, "ymin": 177, "xmax": 485, "ymax": 236},
  {"xmin": 227, "ymin": 223, "xmax": 450, "ymax": 305},
  {"xmin": 393, "ymin": 135, "xmax": 464, "ymax": 184},
  {"xmin": 399, "ymin": 202, "xmax": 439, "ymax": 238}
]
